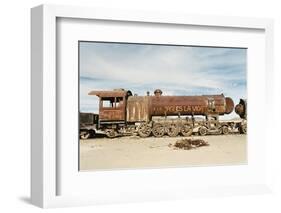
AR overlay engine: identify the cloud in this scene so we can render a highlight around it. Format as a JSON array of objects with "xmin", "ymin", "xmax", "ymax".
[{"xmin": 79, "ymin": 42, "xmax": 247, "ymax": 118}]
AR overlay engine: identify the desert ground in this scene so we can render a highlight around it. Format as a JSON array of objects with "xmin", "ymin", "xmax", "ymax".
[{"xmin": 79, "ymin": 134, "xmax": 247, "ymax": 171}]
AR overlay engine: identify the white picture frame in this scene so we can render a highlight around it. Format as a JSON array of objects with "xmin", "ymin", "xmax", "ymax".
[{"xmin": 31, "ymin": 4, "xmax": 274, "ymax": 208}]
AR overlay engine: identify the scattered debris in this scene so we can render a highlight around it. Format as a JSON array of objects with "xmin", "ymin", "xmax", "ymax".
[{"xmin": 172, "ymin": 139, "xmax": 209, "ymax": 150}]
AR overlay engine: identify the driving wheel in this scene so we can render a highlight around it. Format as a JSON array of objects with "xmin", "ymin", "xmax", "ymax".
[
  {"xmin": 181, "ymin": 123, "xmax": 193, "ymax": 137},
  {"xmin": 152, "ymin": 123, "xmax": 165, "ymax": 137},
  {"xmin": 167, "ymin": 124, "xmax": 179, "ymax": 137},
  {"xmin": 138, "ymin": 123, "xmax": 152, "ymax": 137}
]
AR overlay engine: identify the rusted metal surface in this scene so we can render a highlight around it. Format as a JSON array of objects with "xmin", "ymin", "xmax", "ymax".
[
  {"xmin": 88, "ymin": 90, "xmax": 128, "ymax": 97},
  {"xmin": 154, "ymin": 89, "xmax": 163, "ymax": 97},
  {"xmin": 150, "ymin": 94, "xmax": 233, "ymax": 117},
  {"xmin": 99, "ymin": 108, "xmax": 125, "ymax": 121},
  {"xmin": 90, "ymin": 89, "xmax": 234, "ymax": 122},
  {"xmin": 126, "ymin": 96, "xmax": 150, "ymax": 122},
  {"xmin": 88, "ymin": 89, "xmax": 132, "ymax": 122},
  {"xmin": 126, "ymin": 92, "xmax": 234, "ymax": 122},
  {"xmin": 225, "ymin": 97, "xmax": 235, "ymax": 114},
  {"xmin": 87, "ymin": 88, "xmax": 245, "ymax": 138}
]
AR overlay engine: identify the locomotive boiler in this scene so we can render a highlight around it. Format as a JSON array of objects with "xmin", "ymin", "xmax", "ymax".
[
  {"xmin": 127, "ymin": 89, "xmax": 234, "ymax": 120},
  {"xmin": 87, "ymin": 88, "xmax": 246, "ymax": 138}
]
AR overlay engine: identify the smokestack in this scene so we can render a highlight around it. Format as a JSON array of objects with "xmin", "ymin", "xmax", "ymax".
[{"xmin": 154, "ymin": 89, "xmax": 163, "ymax": 97}]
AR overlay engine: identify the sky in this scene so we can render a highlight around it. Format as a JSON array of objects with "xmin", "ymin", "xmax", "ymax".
[{"xmin": 79, "ymin": 42, "xmax": 247, "ymax": 119}]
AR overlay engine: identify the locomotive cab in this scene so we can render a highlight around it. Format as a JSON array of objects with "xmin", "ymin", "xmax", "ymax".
[{"xmin": 88, "ymin": 89, "xmax": 132, "ymax": 124}]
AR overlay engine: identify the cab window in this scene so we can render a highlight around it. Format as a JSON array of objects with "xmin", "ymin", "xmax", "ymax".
[
  {"xmin": 101, "ymin": 97, "xmax": 124, "ymax": 108},
  {"xmin": 101, "ymin": 97, "xmax": 114, "ymax": 108},
  {"xmin": 115, "ymin": 97, "xmax": 124, "ymax": 108}
]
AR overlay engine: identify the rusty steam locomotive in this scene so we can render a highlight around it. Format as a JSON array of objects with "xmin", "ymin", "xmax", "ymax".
[{"xmin": 80, "ymin": 89, "xmax": 247, "ymax": 138}]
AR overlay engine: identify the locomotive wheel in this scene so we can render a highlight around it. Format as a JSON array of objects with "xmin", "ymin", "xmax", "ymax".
[
  {"xmin": 221, "ymin": 126, "xmax": 229, "ymax": 135},
  {"xmin": 167, "ymin": 124, "xmax": 179, "ymax": 137},
  {"xmin": 181, "ymin": 124, "xmax": 193, "ymax": 137},
  {"xmin": 80, "ymin": 131, "xmax": 90, "ymax": 140},
  {"xmin": 106, "ymin": 129, "xmax": 117, "ymax": 138},
  {"xmin": 239, "ymin": 125, "xmax": 247, "ymax": 134},
  {"xmin": 152, "ymin": 123, "xmax": 165, "ymax": 137},
  {"xmin": 199, "ymin": 126, "xmax": 208, "ymax": 136},
  {"xmin": 138, "ymin": 123, "xmax": 152, "ymax": 137}
]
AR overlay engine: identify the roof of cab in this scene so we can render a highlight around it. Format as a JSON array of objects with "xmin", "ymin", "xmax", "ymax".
[{"xmin": 88, "ymin": 89, "xmax": 129, "ymax": 97}]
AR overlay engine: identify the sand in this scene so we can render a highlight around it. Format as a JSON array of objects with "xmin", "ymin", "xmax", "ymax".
[{"xmin": 79, "ymin": 134, "xmax": 247, "ymax": 171}]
